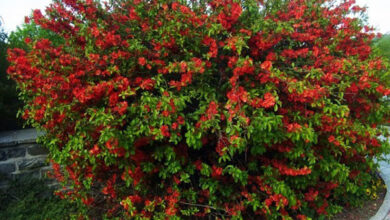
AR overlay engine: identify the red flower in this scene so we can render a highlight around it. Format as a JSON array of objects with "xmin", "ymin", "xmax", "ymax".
[
  {"xmin": 140, "ymin": 78, "xmax": 155, "ymax": 90},
  {"xmin": 160, "ymin": 125, "xmax": 170, "ymax": 137},
  {"xmin": 162, "ymin": 110, "xmax": 170, "ymax": 117},
  {"xmin": 128, "ymin": 167, "xmax": 143, "ymax": 186},
  {"xmin": 24, "ymin": 37, "xmax": 31, "ymax": 44},
  {"xmin": 202, "ymin": 36, "xmax": 218, "ymax": 58},
  {"xmin": 194, "ymin": 160, "xmax": 203, "ymax": 170},
  {"xmin": 180, "ymin": 62, "xmax": 187, "ymax": 72},
  {"xmin": 82, "ymin": 197, "xmax": 94, "ymax": 206},
  {"xmin": 304, "ymin": 188, "xmax": 318, "ymax": 202},
  {"xmin": 22, "ymin": 109, "xmax": 29, "ymax": 120},
  {"xmin": 114, "ymin": 101, "xmax": 128, "ymax": 115},
  {"xmin": 32, "ymin": 9, "xmax": 43, "ymax": 23},
  {"xmin": 286, "ymin": 123, "xmax": 301, "ymax": 132},
  {"xmin": 129, "ymin": 195, "xmax": 142, "ymax": 204},
  {"xmin": 129, "ymin": 7, "xmax": 139, "ymax": 20},
  {"xmin": 105, "ymin": 139, "xmax": 118, "ymax": 150},
  {"xmin": 211, "ymin": 165, "xmax": 223, "ymax": 177},
  {"xmin": 252, "ymin": 93, "xmax": 276, "ymax": 108},
  {"xmin": 230, "ymin": 3, "xmax": 242, "ymax": 20},
  {"xmin": 177, "ymin": 116, "xmax": 185, "ymax": 125},
  {"xmin": 138, "ymin": 57, "xmax": 146, "ymax": 66},
  {"xmin": 260, "ymin": 61, "xmax": 272, "ymax": 71},
  {"xmin": 328, "ymin": 135, "xmax": 335, "ymax": 143},
  {"xmin": 172, "ymin": 2, "xmax": 179, "ymax": 10},
  {"xmin": 217, "ymin": 2, "xmax": 242, "ymax": 29},
  {"xmin": 24, "ymin": 16, "xmax": 30, "ymax": 24},
  {"xmin": 89, "ymin": 144, "xmax": 100, "ymax": 155},
  {"xmin": 109, "ymin": 92, "xmax": 119, "ymax": 106},
  {"xmin": 206, "ymin": 101, "xmax": 218, "ymax": 120}
]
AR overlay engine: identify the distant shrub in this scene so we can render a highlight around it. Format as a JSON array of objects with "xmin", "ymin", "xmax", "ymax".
[
  {"xmin": 7, "ymin": 0, "xmax": 390, "ymax": 219},
  {"xmin": 0, "ymin": 176, "xmax": 79, "ymax": 220}
]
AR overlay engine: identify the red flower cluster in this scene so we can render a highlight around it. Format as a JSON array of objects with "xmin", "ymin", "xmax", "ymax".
[
  {"xmin": 270, "ymin": 159, "xmax": 312, "ymax": 176},
  {"xmin": 250, "ymin": 92, "xmax": 276, "ymax": 108},
  {"xmin": 217, "ymin": 1, "xmax": 242, "ymax": 29},
  {"xmin": 264, "ymin": 194, "xmax": 288, "ymax": 208}
]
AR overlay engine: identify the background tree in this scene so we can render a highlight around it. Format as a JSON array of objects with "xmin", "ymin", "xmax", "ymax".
[
  {"xmin": 8, "ymin": 19, "xmax": 64, "ymax": 50},
  {"xmin": 374, "ymin": 34, "xmax": 390, "ymax": 60},
  {"xmin": 0, "ymin": 20, "xmax": 22, "ymax": 131}
]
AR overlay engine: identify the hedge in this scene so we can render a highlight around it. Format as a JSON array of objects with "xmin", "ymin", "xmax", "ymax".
[{"xmin": 7, "ymin": 0, "xmax": 390, "ymax": 219}]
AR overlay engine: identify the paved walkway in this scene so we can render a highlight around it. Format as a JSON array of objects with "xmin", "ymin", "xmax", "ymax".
[{"xmin": 371, "ymin": 154, "xmax": 390, "ymax": 220}]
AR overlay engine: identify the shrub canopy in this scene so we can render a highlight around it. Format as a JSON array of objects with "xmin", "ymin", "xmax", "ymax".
[{"xmin": 7, "ymin": 0, "xmax": 390, "ymax": 219}]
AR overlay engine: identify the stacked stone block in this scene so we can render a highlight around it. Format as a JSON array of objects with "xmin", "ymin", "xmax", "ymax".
[{"xmin": 0, "ymin": 129, "xmax": 52, "ymax": 187}]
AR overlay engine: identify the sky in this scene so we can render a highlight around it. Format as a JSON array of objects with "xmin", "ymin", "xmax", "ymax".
[
  {"xmin": 355, "ymin": 0, "xmax": 390, "ymax": 34},
  {"xmin": 0, "ymin": 0, "xmax": 52, "ymax": 33},
  {"xmin": 0, "ymin": 0, "xmax": 389, "ymax": 34}
]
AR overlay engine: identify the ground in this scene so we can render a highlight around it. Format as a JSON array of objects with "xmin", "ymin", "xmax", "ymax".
[{"xmin": 332, "ymin": 184, "xmax": 386, "ymax": 220}]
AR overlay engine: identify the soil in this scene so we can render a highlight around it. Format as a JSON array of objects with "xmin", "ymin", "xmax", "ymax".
[{"xmin": 332, "ymin": 183, "xmax": 387, "ymax": 220}]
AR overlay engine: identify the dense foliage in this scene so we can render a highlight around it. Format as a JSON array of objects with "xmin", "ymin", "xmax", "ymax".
[
  {"xmin": 0, "ymin": 24, "xmax": 22, "ymax": 131},
  {"xmin": 7, "ymin": 0, "xmax": 390, "ymax": 219},
  {"xmin": 0, "ymin": 176, "xmax": 79, "ymax": 220},
  {"xmin": 375, "ymin": 34, "xmax": 390, "ymax": 61}
]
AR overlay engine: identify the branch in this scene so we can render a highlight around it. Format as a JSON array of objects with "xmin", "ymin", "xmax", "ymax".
[{"xmin": 179, "ymin": 201, "xmax": 227, "ymax": 213}]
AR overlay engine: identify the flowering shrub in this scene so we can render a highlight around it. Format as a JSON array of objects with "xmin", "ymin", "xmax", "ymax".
[{"xmin": 7, "ymin": 0, "xmax": 390, "ymax": 219}]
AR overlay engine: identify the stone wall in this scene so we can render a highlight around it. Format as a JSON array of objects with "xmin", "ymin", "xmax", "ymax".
[{"xmin": 0, "ymin": 129, "xmax": 51, "ymax": 187}]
